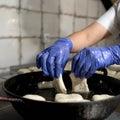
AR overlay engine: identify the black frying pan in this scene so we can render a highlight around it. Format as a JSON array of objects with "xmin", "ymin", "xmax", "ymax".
[{"xmin": 1, "ymin": 70, "xmax": 120, "ymax": 120}]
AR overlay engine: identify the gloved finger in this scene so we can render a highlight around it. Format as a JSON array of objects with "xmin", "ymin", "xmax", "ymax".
[
  {"xmin": 81, "ymin": 61, "xmax": 92, "ymax": 78},
  {"xmin": 72, "ymin": 51, "xmax": 86, "ymax": 77},
  {"xmin": 85, "ymin": 66, "xmax": 95, "ymax": 78},
  {"xmin": 55, "ymin": 53, "xmax": 64, "ymax": 78},
  {"xmin": 36, "ymin": 52, "xmax": 44, "ymax": 68},
  {"xmin": 40, "ymin": 52, "xmax": 49, "ymax": 75},
  {"xmin": 85, "ymin": 59, "xmax": 96, "ymax": 78},
  {"xmin": 75, "ymin": 52, "xmax": 87, "ymax": 77},
  {"xmin": 79, "ymin": 54, "xmax": 94, "ymax": 78},
  {"xmin": 75, "ymin": 58, "xmax": 86, "ymax": 78},
  {"xmin": 47, "ymin": 56, "xmax": 55, "ymax": 78},
  {"xmin": 72, "ymin": 54, "xmax": 80, "ymax": 72},
  {"xmin": 47, "ymin": 49, "xmax": 60, "ymax": 77}
]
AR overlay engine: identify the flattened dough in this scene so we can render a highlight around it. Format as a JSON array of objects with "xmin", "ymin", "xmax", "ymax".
[
  {"xmin": 17, "ymin": 66, "xmax": 41, "ymax": 74},
  {"xmin": 92, "ymin": 94, "xmax": 114, "ymax": 101},
  {"xmin": 23, "ymin": 94, "xmax": 46, "ymax": 101},
  {"xmin": 53, "ymin": 74, "xmax": 67, "ymax": 94},
  {"xmin": 55, "ymin": 93, "xmax": 89, "ymax": 103},
  {"xmin": 69, "ymin": 73, "xmax": 90, "ymax": 93},
  {"xmin": 38, "ymin": 81, "xmax": 54, "ymax": 89},
  {"xmin": 29, "ymin": 66, "xmax": 41, "ymax": 72},
  {"xmin": 37, "ymin": 73, "xmax": 67, "ymax": 93},
  {"xmin": 17, "ymin": 68, "xmax": 31, "ymax": 74}
]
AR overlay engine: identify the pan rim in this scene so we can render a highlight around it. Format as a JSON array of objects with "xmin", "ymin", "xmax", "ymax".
[{"xmin": 2, "ymin": 79, "xmax": 120, "ymax": 105}]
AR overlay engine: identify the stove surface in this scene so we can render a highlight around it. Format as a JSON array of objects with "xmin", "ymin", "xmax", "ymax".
[
  {"xmin": 0, "ymin": 80, "xmax": 23, "ymax": 120},
  {"xmin": 0, "ymin": 74, "xmax": 120, "ymax": 120},
  {"xmin": 0, "ymin": 103, "xmax": 23, "ymax": 120}
]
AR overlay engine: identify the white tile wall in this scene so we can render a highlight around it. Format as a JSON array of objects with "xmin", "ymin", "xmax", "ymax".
[
  {"xmin": 21, "ymin": 38, "xmax": 41, "ymax": 64},
  {"xmin": 45, "ymin": 38, "xmax": 57, "ymax": 48},
  {"xmin": 60, "ymin": 15, "xmax": 74, "ymax": 37},
  {"xmin": 0, "ymin": 8, "xmax": 19, "ymax": 37},
  {"xmin": 75, "ymin": 0, "xmax": 88, "ymax": 16},
  {"xmin": 75, "ymin": 17, "xmax": 87, "ymax": 32},
  {"xmin": 43, "ymin": 13, "xmax": 59, "ymax": 37},
  {"xmin": 0, "ymin": 39, "xmax": 19, "ymax": 68},
  {"xmin": 42, "ymin": 0, "xmax": 59, "ymax": 13},
  {"xmin": 98, "ymin": 0, "xmax": 106, "ymax": 17},
  {"xmin": 21, "ymin": 0, "xmax": 41, "ymax": 11},
  {"xmin": 20, "ymin": 10, "xmax": 41, "ymax": 37},
  {"xmin": 87, "ymin": 18, "xmax": 96, "ymax": 25},
  {"xmin": 60, "ymin": 0, "xmax": 74, "ymax": 15},
  {"xmin": 88, "ymin": 0, "xmax": 99, "ymax": 18},
  {"xmin": 0, "ymin": 0, "xmax": 19, "ymax": 7},
  {"xmin": 96, "ymin": 39, "xmax": 106, "ymax": 47}
]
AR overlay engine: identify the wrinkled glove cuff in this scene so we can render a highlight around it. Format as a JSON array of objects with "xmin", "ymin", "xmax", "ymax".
[
  {"xmin": 107, "ymin": 44, "xmax": 120, "ymax": 65},
  {"xmin": 99, "ymin": 44, "xmax": 120, "ymax": 67},
  {"xmin": 55, "ymin": 38, "xmax": 73, "ymax": 51}
]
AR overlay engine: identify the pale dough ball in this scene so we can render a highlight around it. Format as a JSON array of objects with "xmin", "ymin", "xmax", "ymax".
[
  {"xmin": 23, "ymin": 94, "xmax": 46, "ymax": 101},
  {"xmin": 53, "ymin": 74, "xmax": 67, "ymax": 94},
  {"xmin": 92, "ymin": 94, "xmax": 114, "ymax": 101},
  {"xmin": 29, "ymin": 66, "xmax": 41, "ymax": 72},
  {"xmin": 69, "ymin": 73, "xmax": 90, "ymax": 93},
  {"xmin": 115, "ymin": 72, "xmax": 120, "ymax": 80},
  {"xmin": 38, "ymin": 73, "xmax": 67, "ymax": 93},
  {"xmin": 106, "ymin": 69, "xmax": 117, "ymax": 77},
  {"xmin": 55, "ymin": 93, "xmax": 90, "ymax": 103},
  {"xmin": 95, "ymin": 70, "xmax": 104, "ymax": 75},
  {"xmin": 17, "ymin": 68, "xmax": 31, "ymax": 74},
  {"xmin": 38, "ymin": 81, "xmax": 54, "ymax": 89},
  {"xmin": 107, "ymin": 64, "xmax": 120, "ymax": 71}
]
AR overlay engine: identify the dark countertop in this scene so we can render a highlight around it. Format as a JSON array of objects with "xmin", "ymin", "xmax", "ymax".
[{"xmin": 0, "ymin": 76, "xmax": 23, "ymax": 120}]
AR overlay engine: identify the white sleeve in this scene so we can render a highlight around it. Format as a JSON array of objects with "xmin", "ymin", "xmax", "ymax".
[{"xmin": 97, "ymin": 0, "xmax": 120, "ymax": 35}]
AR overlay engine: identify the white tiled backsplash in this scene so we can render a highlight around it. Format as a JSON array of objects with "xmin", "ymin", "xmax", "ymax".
[{"xmin": 0, "ymin": 0, "xmax": 119, "ymax": 74}]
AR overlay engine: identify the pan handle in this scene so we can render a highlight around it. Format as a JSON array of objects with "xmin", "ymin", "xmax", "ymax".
[
  {"xmin": 97, "ymin": 68, "xmax": 108, "ymax": 76},
  {"xmin": 0, "ymin": 96, "xmax": 23, "ymax": 102}
]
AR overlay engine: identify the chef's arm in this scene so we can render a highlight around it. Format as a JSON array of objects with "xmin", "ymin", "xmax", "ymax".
[
  {"xmin": 68, "ymin": 0, "xmax": 120, "ymax": 53},
  {"xmin": 67, "ymin": 22, "xmax": 111, "ymax": 53}
]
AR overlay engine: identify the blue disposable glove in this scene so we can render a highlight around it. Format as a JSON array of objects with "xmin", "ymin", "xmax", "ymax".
[
  {"xmin": 36, "ymin": 38, "xmax": 73, "ymax": 78},
  {"xmin": 72, "ymin": 44, "xmax": 120, "ymax": 78}
]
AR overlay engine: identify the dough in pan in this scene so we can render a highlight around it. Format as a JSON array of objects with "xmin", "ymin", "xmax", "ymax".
[
  {"xmin": 18, "ymin": 66, "xmax": 41, "ymax": 74},
  {"xmin": 53, "ymin": 73, "xmax": 67, "ymax": 94},
  {"xmin": 17, "ymin": 68, "xmax": 31, "ymax": 74},
  {"xmin": 23, "ymin": 94, "xmax": 46, "ymax": 101},
  {"xmin": 38, "ymin": 81, "xmax": 54, "ymax": 89},
  {"xmin": 37, "ymin": 73, "xmax": 67, "ymax": 94},
  {"xmin": 55, "ymin": 93, "xmax": 90, "ymax": 103},
  {"xmin": 38, "ymin": 73, "xmax": 89, "ymax": 94},
  {"xmin": 92, "ymin": 94, "xmax": 114, "ymax": 101},
  {"xmin": 28, "ymin": 66, "xmax": 41, "ymax": 72},
  {"xmin": 69, "ymin": 73, "xmax": 90, "ymax": 93}
]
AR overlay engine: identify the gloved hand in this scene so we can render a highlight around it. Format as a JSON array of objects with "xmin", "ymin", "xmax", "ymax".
[
  {"xmin": 36, "ymin": 38, "xmax": 73, "ymax": 78},
  {"xmin": 72, "ymin": 44, "xmax": 120, "ymax": 78}
]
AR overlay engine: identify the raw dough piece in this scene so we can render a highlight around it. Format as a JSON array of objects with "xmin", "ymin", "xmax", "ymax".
[
  {"xmin": 69, "ymin": 73, "xmax": 90, "ymax": 93},
  {"xmin": 53, "ymin": 74, "xmax": 67, "ymax": 94},
  {"xmin": 107, "ymin": 64, "xmax": 120, "ymax": 72},
  {"xmin": 17, "ymin": 68, "xmax": 31, "ymax": 74},
  {"xmin": 23, "ymin": 94, "xmax": 46, "ymax": 101},
  {"xmin": 29, "ymin": 66, "xmax": 41, "ymax": 72},
  {"xmin": 38, "ymin": 81, "xmax": 54, "ymax": 89},
  {"xmin": 115, "ymin": 72, "xmax": 120, "ymax": 80},
  {"xmin": 95, "ymin": 70, "xmax": 104, "ymax": 75},
  {"xmin": 55, "ymin": 93, "xmax": 89, "ymax": 103},
  {"xmin": 92, "ymin": 94, "xmax": 114, "ymax": 101},
  {"xmin": 106, "ymin": 69, "xmax": 117, "ymax": 77},
  {"xmin": 37, "ymin": 73, "xmax": 67, "ymax": 93}
]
